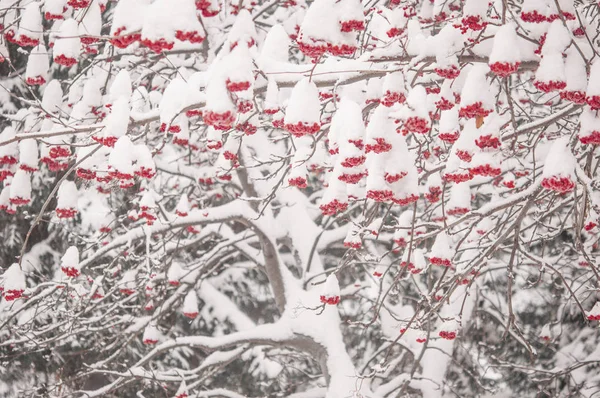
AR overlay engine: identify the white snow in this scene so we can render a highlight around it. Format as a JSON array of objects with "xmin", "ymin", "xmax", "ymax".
[
  {"xmin": 205, "ymin": 77, "xmax": 236, "ymax": 115},
  {"xmin": 168, "ymin": 262, "xmax": 185, "ymax": 285},
  {"xmin": 284, "ymin": 78, "xmax": 321, "ymax": 126},
  {"xmin": 53, "ymin": 18, "xmax": 81, "ymax": 60},
  {"xmin": 542, "ymin": 137, "xmax": 575, "ymax": 179},
  {"xmin": 587, "ymin": 59, "xmax": 600, "ymax": 97},
  {"xmin": 564, "ymin": 48, "xmax": 587, "ymax": 93},
  {"xmin": 109, "ymin": 136, "xmax": 135, "ymax": 175},
  {"xmin": 77, "ymin": 0, "xmax": 102, "ymax": 38},
  {"xmin": 2, "ymin": 263, "xmax": 26, "ymax": 296},
  {"xmin": 460, "ymin": 64, "xmax": 494, "ymax": 112},
  {"xmin": 56, "ymin": 180, "xmax": 78, "ymax": 209},
  {"xmin": 489, "ymin": 23, "xmax": 522, "ymax": 64},
  {"xmin": 17, "ymin": 2, "xmax": 43, "ymax": 45},
  {"xmin": 109, "ymin": 70, "xmax": 133, "ymax": 104},
  {"xmin": 44, "ymin": 0, "xmax": 68, "ymax": 18},
  {"xmin": 61, "ymin": 246, "xmax": 80, "ymax": 271},
  {"xmin": 535, "ymin": 53, "xmax": 566, "ymax": 85},
  {"xmin": 25, "ymin": 44, "xmax": 48, "ymax": 84},
  {"xmin": 541, "ymin": 20, "xmax": 572, "ymax": 56},
  {"xmin": 227, "ymin": 9, "xmax": 258, "ymax": 49},
  {"xmin": 143, "ymin": 324, "xmax": 161, "ymax": 343},
  {"xmin": 111, "ymin": 0, "xmax": 149, "ymax": 35},
  {"xmin": 18, "ymin": 140, "xmax": 38, "ymax": 171},
  {"xmin": 105, "ymin": 97, "xmax": 131, "ymax": 140},
  {"xmin": 41, "ymin": 80, "xmax": 63, "ymax": 114},
  {"xmin": 10, "ymin": 169, "xmax": 32, "ymax": 204},
  {"xmin": 447, "ymin": 183, "xmax": 471, "ymax": 213},
  {"xmin": 182, "ymin": 290, "xmax": 199, "ymax": 317},
  {"xmin": 259, "ymin": 24, "xmax": 291, "ymax": 64}
]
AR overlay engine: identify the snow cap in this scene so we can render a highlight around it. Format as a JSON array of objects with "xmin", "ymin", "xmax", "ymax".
[
  {"xmin": 284, "ymin": 78, "xmax": 321, "ymax": 137},
  {"xmin": 320, "ymin": 273, "xmax": 341, "ymax": 305},
  {"xmin": 182, "ymin": 290, "xmax": 199, "ymax": 319},
  {"xmin": 61, "ymin": 246, "xmax": 80, "ymax": 277},
  {"xmin": 2, "ymin": 263, "xmax": 27, "ymax": 301}
]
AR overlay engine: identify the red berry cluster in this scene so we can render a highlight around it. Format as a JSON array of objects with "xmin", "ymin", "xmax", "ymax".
[
  {"xmin": 384, "ymin": 171, "xmax": 407, "ymax": 184},
  {"xmin": 92, "ymin": 135, "xmax": 119, "ymax": 147},
  {"xmin": 366, "ymin": 189, "xmax": 394, "ymax": 202},
  {"xmin": 444, "ymin": 171, "xmax": 473, "ymax": 184},
  {"xmin": 404, "ymin": 116, "xmax": 429, "ymax": 134},
  {"xmin": 10, "ymin": 197, "xmax": 31, "ymax": 206},
  {"xmin": 533, "ymin": 80, "xmax": 566, "ymax": 93},
  {"xmin": 587, "ymin": 95, "xmax": 600, "ymax": 110},
  {"xmin": 236, "ymin": 121, "xmax": 257, "ymax": 135},
  {"xmin": 489, "ymin": 62, "xmax": 520, "ymax": 78},
  {"xmin": 430, "ymin": 257, "xmax": 452, "ymax": 267},
  {"xmin": 580, "ymin": 131, "xmax": 600, "ymax": 145},
  {"xmin": 447, "ymin": 207, "xmax": 469, "ymax": 216},
  {"xmin": 136, "ymin": 167, "xmax": 156, "ymax": 179},
  {"xmin": 585, "ymin": 222, "xmax": 597, "ymax": 231},
  {"xmin": 56, "ymin": 208, "xmax": 78, "ymax": 219},
  {"xmin": 320, "ymin": 295, "xmax": 340, "ymax": 305},
  {"xmin": 204, "ymin": 110, "xmax": 236, "ymax": 130},
  {"xmin": 560, "ymin": 90, "xmax": 586, "ymax": 104},
  {"xmin": 298, "ymin": 39, "xmax": 356, "ymax": 59},
  {"xmin": 160, "ymin": 123, "xmax": 181, "ymax": 133},
  {"xmin": 236, "ymin": 99, "xmax": 253, "ymax": 113},
  {"xmin": 26, "ymin": 76, "xmax": 46, "ymax": 86},
  {"xmin": 111, "ymin": 27, "xmax": 141, "ymax": 49},
  {"xmin": 140, "ymin": 38, "xmax": 175, "ymax": 53},
  {"xmin": 45, "ymin": 12, "xmax": 65, "ymax": 20},
  {"xmin": 400, "ymin": 261, "xmax": 421, "ymax": 274},
  {"xmin": 288, "ymin": 176, "xmax": 308, "ymax": 188},
  {"xmin": 365, "ymin": 138, "xmax": 392, "ymax": 154},
  {"xmin": 319, "ymin": 199, "xmax": 348, "ymax": 216},
  {"xmin": 15, "ymin": 34, "xmax": 39, "ymax": 47},
  {"xmin": 61, "ymin": 266, "xmax": 80, "ymax": 277},
  {"xmin": 184, "ymin": 311, "xmax": 198, "ymax": 319},
  {"xmin": 460, "ymin": 15, "xmax": 487, "ymax": 32},
  {"xmin": 284, "ymin": 121, "xmax": 321, "ymax": 137},
  {"xmin": 439, "ymin": 330, "xmax": 457, "ymax": 340},
  {"xmin": 393, "ymin": 194, "xmax": 419, "ymax": 206},
  {"xmin": 54, "ymin": 54, "xmax": 78, "ymax": 67},
  {"xmin": 68, "ymin": 0, "xmax": 90, "ymax": 8},
  {"xmin": 195, "ymin": 0, "xmax": 220, "ymax": 17},
  {"xmin": 456, "ymin": 149, "xmax": 472, "ymax": 162},
  {"xmin": 436, "ymin": 97, "xmax": 455, "ymax": 111},
  {"xmin": 425, "ymin": 186, "xmax": 442, "ymax": 203},
  {"xmin": 3, "ymin": 289, "xmax": 24, "ymax": 301},
  {"xmin": 459, "ymin": 102, "xmax": 493, "ymax": 119},
  {"xmin": 175, "ymin": 30, "xmax": 205, "ymax": 44},
  {"xmin": 541, "ymin": 176, "xmax": 575, "ymax": 193},
  {"xmin": 340, "ymin": 20, "xmax": 364, "ymax": 33},
  {"xmin": 521, "ymin": 11, "xmax": 546, "ymax": 23},
  {"xmin": 475, "ymin": 135, "xmax": 500, "ymax": 150},
  {"xmin": 338, "ymin": 172, "xmax": 366, "ymax": 184},
  {"xmin": 340, "ymin": 155, "xmax": 366, "ymax": 168},
  {"xmin": 381, "ymin": 91, "xmax": 406, "ymax": 107},
  {"xmin": 0, "ymin": 155, "xmax": 17, "ymax": 166},
  {"xmin": 435, "ymin": 66, "xmax": 461, "ymax": 80},
  {"xmin": 470, "ymin": 164, "xmax": 501, "ymax": 177},
  {"xmin": 386, "ymin": 27, "xmax": 404, "ymax": 38},
  {"xmin": 439, "ymin": 131, "xmax": 459, "ymax": 143},
  {"xmin": 226, "ymin": 80, "xmax": 251, "ymax": 92},
  {"xmin": 343, "ymin": 241, "xmax": 362, "ymax": 249}
]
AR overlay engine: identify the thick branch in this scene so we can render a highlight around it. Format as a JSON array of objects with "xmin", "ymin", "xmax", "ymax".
[{"xmin": 78, "ymin": 200, "xmax": 288, "ymax": 312}]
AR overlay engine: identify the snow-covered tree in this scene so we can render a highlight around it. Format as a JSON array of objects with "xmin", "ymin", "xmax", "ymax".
[{"xmin": 2, "ymin": 0, "xmax": 600, "ymax": 397}]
